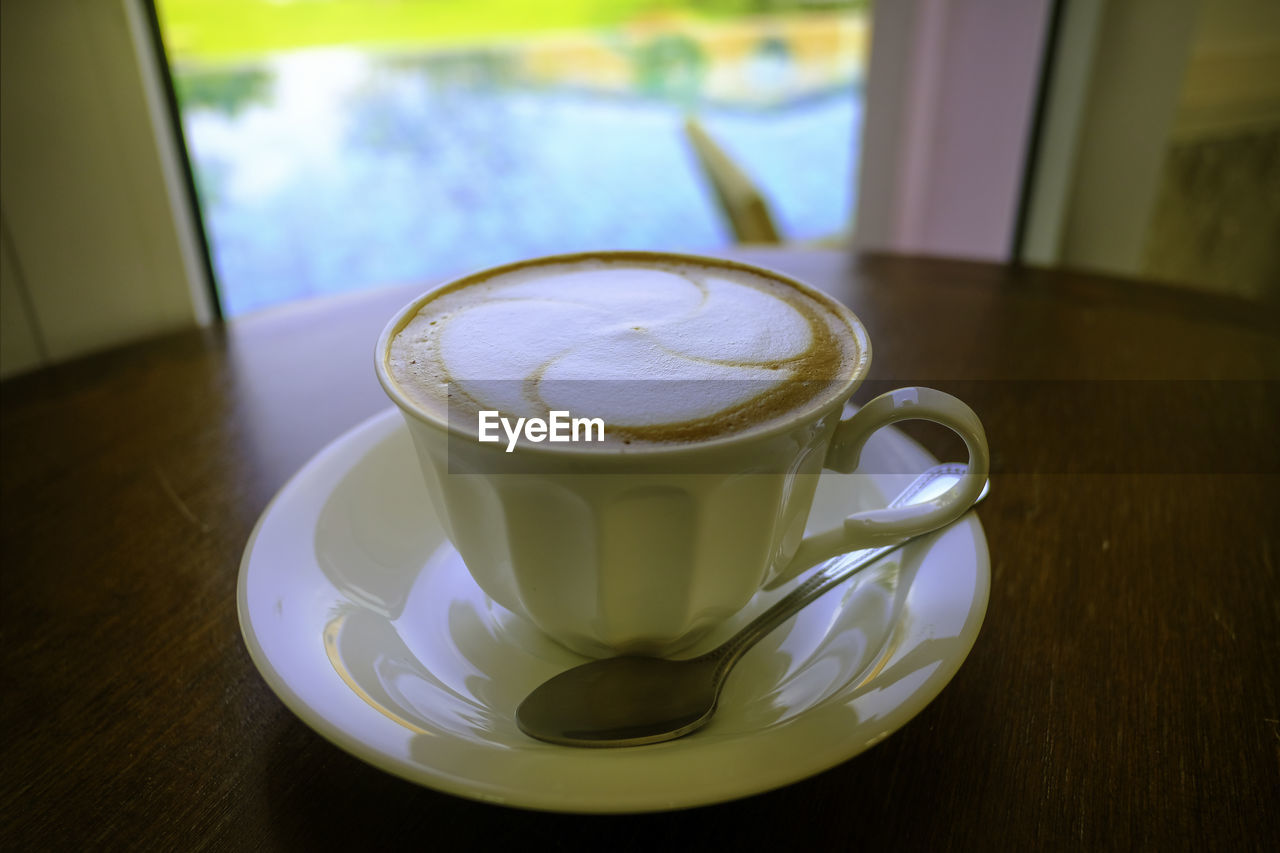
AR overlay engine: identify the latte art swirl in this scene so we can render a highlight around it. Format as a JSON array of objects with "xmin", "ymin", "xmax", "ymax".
[{"xmin": 386, "ymin": 255, "xmax": 863, "ymax": 446}]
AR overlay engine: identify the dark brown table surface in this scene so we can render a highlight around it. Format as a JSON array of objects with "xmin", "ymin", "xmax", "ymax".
[{"xmin": 2, "ymin": 250, "xmax": 1277, "ymax": 850}]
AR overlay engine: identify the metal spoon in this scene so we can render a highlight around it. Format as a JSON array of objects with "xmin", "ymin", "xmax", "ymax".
[{"xmin": 517, "ymin": 464, "xmax": 989, "ymax": 747}]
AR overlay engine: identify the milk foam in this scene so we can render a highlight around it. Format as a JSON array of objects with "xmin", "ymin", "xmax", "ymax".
[{"xmin": 387, "ymin": 256, "xmax": 860, "ymax": 445}]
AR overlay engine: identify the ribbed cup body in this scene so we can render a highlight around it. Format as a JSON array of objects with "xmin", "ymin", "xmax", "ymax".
[{"xmin": 401, "ymin": 410, "xmax": 840, "ymax": 657}]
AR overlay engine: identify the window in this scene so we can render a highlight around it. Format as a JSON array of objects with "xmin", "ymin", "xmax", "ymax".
[{"xmin": 151, "ymin": 0, "xmax": 872, "ymax": 316}]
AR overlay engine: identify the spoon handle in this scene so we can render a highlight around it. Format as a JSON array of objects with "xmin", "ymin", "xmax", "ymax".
[{"xmin": 704, "ymin": 464, "xmax": 979, "ymax": 675}]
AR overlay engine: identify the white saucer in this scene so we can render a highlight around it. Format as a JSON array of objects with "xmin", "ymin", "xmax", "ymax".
[{"xmin": 238, "ymin": 408, "xmax": 989, "ymax": 813}]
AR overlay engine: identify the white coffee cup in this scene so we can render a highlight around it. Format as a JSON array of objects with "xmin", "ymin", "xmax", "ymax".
[{"xmin": 376, "ymin": 252, "xmax": 988, "ymax": 657}]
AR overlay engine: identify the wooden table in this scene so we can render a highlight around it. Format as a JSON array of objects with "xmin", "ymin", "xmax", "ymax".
[{"xmin": 3, "ymin": 250, "xmax": 1277, "ymax": 850}]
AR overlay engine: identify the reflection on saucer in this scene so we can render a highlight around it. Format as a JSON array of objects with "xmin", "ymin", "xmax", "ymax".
[
  {"xmin": 324, "ymin": 611, "xmax": 433, "ymax": 736},
  {"xmin": 320, "ymin": 531, "xmax": 937, "ymax": 747}
]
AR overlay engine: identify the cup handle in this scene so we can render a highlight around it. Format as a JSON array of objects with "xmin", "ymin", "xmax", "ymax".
[{"xmin": 765, "ymin": 387, "xmax": 989, "ymax": 590}]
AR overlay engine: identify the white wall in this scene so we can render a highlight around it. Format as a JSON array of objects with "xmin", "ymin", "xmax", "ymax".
[
  {"xmin": 1022, "ymin": 0, "xmax": 1279, "ymax": 278},
  {"xmin": 854, "ymin": 0, "xmax": 1053, "ymax": 261},
  {"xmin": 0, "ymin": 0, "xmax": 209, "ymax": 380},
  {"xmin": 1054, "ymin": 0, "xmax": 1201, "ymax": 276},
  {"xmin": 1174, "ymin": 0, "xmax": 1280, "ymax": 139}
]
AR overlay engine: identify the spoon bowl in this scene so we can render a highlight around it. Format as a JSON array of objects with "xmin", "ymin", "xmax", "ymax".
[{"xmin": 518, "ymin": 656, "xmax": 722, "ymax": 747}]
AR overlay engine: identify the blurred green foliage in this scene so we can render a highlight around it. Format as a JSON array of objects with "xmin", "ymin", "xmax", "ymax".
[
  {"xmin": 173, "ymin": 67, "xmax": 272, "ymax": 113},
  {"xmin": 155, "ymin": 0, "xmax": 866, "ymax": 61}
]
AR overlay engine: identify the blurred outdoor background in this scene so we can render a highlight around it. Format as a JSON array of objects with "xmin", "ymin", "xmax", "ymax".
[{"xmin": 153, "ymin": 0, "xmax": 871, "ymax": 316}]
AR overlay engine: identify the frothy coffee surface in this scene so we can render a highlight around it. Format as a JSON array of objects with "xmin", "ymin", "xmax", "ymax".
[{"xmin": 386, "ymin": 255, "xmax": 863, "ymax": 446}]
